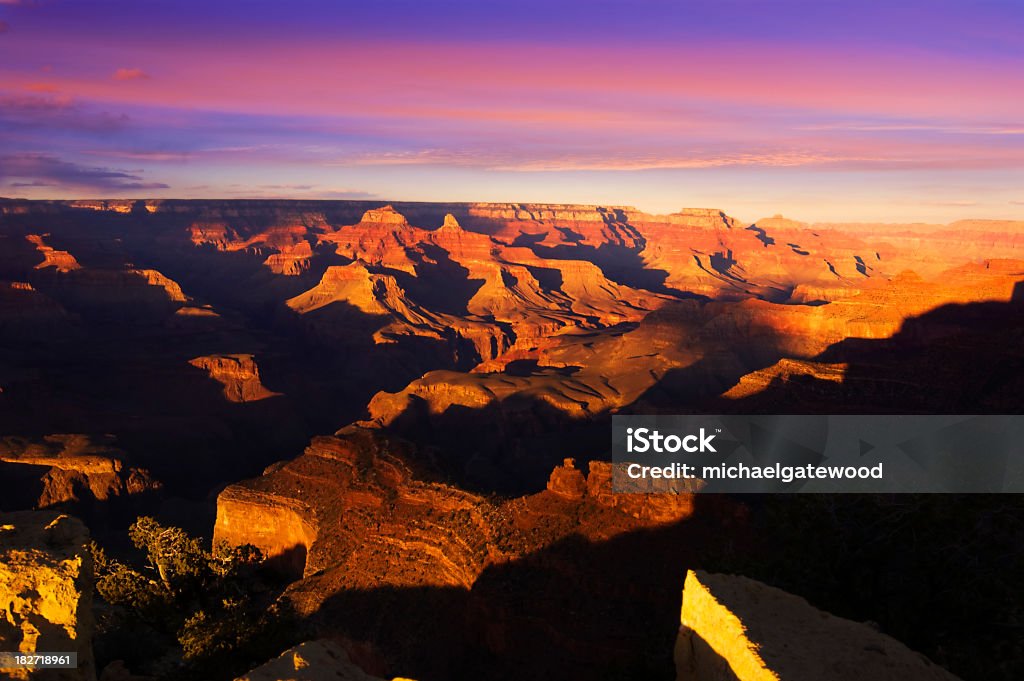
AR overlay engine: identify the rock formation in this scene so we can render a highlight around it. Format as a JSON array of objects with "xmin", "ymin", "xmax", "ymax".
[
  {"xmin": 0, "ymin": 281, "xmax": 70, "ymax": 338},
  {"xmin": 234, "ymin": 640, "xmax": 413, "ymax": 681},
  {"xmin": 675, "ymin": 570, "xmax": 961, "ymax": 681},
  {"xmin": 26, "ymin": 235, "xmax": 82, "ymax": 273},
  {"xmin": 0, "ymin": 435, "xmax": 159, "ymax": 511},
  {"xmin": 188, "ymin": 354, "xmax": 281, "ymax": 403},
  {"xmin": 0, "ymin": 198, "xmax": 1019, "ymax": 680},
  {"xmin": 0, "ymin": 511, "xmax": 96, "ymax": 681},
  {"xmin": 215, "ymin": 427, "xmax": 694, "ymax": 590}
]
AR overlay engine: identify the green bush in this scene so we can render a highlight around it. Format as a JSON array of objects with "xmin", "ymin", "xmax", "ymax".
[{"xmin": 90, "ymin": 517, "xmax": 303, "ymax": 680}]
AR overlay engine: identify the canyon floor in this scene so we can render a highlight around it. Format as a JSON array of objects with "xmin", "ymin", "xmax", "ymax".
[{"xmin": 1, "ymin": 199, "xmax": 1022, "ymax": 680}]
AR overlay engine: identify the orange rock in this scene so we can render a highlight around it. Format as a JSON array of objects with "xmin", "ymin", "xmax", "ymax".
[
  {"xmin": 546, "ymin": 458, "xmax": 586, "ymax": 499},
  {"xmin": 676, "ymin": 570, "xmax": 961, "ymax": 681},
  {"xmin": 0, "ymin": 435, "xmax": 159, "ymax": 510},
  {"xmin": 188, "ymin": 354, "xmax": 281, "ymax": 403},
  {"xmin": 0, "ymin": 511, "xmax": 96, "ymax": 681}
]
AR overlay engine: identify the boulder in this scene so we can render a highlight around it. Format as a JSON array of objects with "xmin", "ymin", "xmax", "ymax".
[
  {"xmin": 675, "ymin": 570, "xmax": 960, "ymax": 681},
  {"xmin": 234, "ymin": 640, "xmax": 413, "ymax": 681}
]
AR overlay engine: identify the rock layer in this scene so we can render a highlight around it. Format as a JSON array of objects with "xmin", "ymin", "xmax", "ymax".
[
  {"xmin": 0, "ymin": 435, "xmax": 159, "ymax": 511},
  {"xmin": 188, "ymin": 354, "xmax": 281, "ymax": 403},
  {"xmin": 214, "ymin": 428, "xmax": 694, "ymax": 591}
]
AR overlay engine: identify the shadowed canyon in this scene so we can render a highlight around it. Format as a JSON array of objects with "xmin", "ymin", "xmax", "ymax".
[{"xmin": 1, "ymin": 199, "xmax": 1022, "ymax": 680}]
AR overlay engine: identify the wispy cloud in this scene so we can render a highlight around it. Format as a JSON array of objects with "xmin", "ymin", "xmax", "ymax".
[
  {"xmin": 84, "ymin": 149, "xmax": 191, "ymax": 161},
  {"xmin": 113, "ymin": 67, "xmax": 149, "ymax": 81},
  {"xmin": 798, "ymin": 121, "xmax": 1024, "ymax": 136},
  {"xmin": 328, "ymin": 147, "xmax": 1015, "ymax": 173},
  {"xmin": 0, "ymin": 153, "xmax": 169, "ymax": 191},
  {"xmin": 0, "ymin": 92, "xmax": 129, "ymax": 132},
  {"xmin": 218, "ymin": 183, "xmax": 376, "ymax": 199},
  {"xmin": 493, "ymin": 152, "xmax": 857, "ymax": 172},
  {"xmin": 923, "ymin": 200, "xmax": 978, "ymax": 207}
]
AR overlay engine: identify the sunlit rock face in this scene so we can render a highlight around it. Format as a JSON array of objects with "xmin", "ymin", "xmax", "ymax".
[
  {"xmin": 0, "ymin": 435, "xmax": 159, "ymax": 512},
  {"xmin": 0, "ymin": 511, "xmax": 96, "ymax": 681},
  {"xmin": 675, "ymin": 570, "xmax": 961, "ymax": 681},
  {"xmin": 188, "ymin": 354, "xmax": 280, "ymax": 403},
  {"xmin": 214, "ymin": 428, "xmax": 694, "ymax": 590},
  {"xmin": 26, "ymin": 235, "xmax": 82, "ymax": 273}
]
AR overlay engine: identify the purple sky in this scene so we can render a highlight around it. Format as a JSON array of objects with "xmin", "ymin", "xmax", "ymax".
[{"xmin": 1, "ymin": 0, "xmax": 1022, "ymax": 222}]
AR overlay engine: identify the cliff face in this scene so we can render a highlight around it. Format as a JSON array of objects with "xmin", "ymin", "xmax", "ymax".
[
  {"xmin": 25, "ymin": 235, "xmax": 82, "ymax": 273},
  {"xmin": 0, "ymin": 281, "xmax": 70, "ymax": 338},
  {"xmin": 675, "ymin": 570, "xmax": 960, "ymax": 681},
  {"xmin": 212, "ymin": 428, "xmax": 704, "ymax": 679},
  {"xmin": 0, "ymin": 511, "xmax": 96, "ymax": 681},
  {"xmin": 214, "ymin": 428, "xmax": 695, "ymax": 592},
  {"xmin": 301, "ymin": 206, "xmax": 663, "ymax": 364},
  {"xmin": 188, "ymin": 354, "xmax": 280, "ymax": 403},
  {"xmin": 0, "ymin": 435, "xmax": 159, "ymax": 512}
]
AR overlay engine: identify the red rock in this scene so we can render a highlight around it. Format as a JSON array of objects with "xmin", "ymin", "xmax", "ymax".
[{"xmin": 188, "ymin": 354, "xmax": 281, "ymax": 403}]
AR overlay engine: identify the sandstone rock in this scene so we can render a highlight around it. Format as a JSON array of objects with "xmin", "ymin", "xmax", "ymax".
[
  {"xmin": 188, "ymin": 354, "xmax": 281, "ymax": 403},
  {"xmin": 264, "ymin": 240, "xmax": 314, "ymax": 276},
  {"xmin": 44, "ymin": 268, "xmax": 188, "ymax": 321},
  {"xmin": 358, "ymin": 206, "xmax": 410, "ymax": 226},
  {"xmin": 721, "ymin": 359, "xmax": 848, "ymax": 400},
  {"xmin": 675, "ymin": 570, "xmax": 960, "ymax": 681},
  {"xmin": 215, "ymin": 428, "xmax": 694, "ymax": 600},
  {"xmin": 214, "ymin": 484, "xmax": 318, "ymax": 580},
  {"xmin": 545, "ymin": 458, "xmax": 586, "ymax": 499},
  {"xmin": 234, "ymin": 640, "xmax": 413, "ymax": 681},
  {"xmin": 0, "ymin": 435, "xmax": 160, "ymax": 511},
  {"xmin": 26, "ymin": 235, "xmax": 81, "ymax": 273},
  {"xmin": 0, "ymin": 511, "xmax": 96, "ymax": 681}
]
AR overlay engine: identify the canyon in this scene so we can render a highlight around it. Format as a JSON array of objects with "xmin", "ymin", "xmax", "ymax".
[{"xmin": 0, "ymin": 198, "xmax": 1022, "ymax": 680}]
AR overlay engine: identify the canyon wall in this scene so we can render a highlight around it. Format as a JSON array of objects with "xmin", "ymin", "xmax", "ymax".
[
  {"xmin": 675, "ymin": 570, "xmax": 960, "ymax": 681},
  {"xmin": 0, "ymin": 435, "xmax": 159, "ymax": 512}
]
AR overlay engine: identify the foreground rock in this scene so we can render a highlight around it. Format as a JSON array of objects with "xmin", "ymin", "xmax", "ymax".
[
  {"xmin": 0, "ymin": 511, "xmax": 96, "ymax": 681},
  {"xmin": 675, "ymin": 570, "xmax": 960, "ymax": 681},
  {"xmin": 214, "ymin": 428, "xmax": 706, "ymax": 677},
  {"xmin": 234, "ymin": 640, "xmax": 413, "ymax": 681}
]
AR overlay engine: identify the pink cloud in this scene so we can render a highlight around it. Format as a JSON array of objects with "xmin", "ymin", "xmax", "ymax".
[
  {"xmin": 113, "ymin": 67, "xmax": 149, "ymax": 81},
  {"xmin": 24, "ymin": 82, "xmax": 58, "ymax": 92}
]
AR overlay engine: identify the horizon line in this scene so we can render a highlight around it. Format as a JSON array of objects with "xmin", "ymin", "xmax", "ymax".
[{"xmin": 3, "ymin": 195, "xmax": 1024, "ymax": 228}]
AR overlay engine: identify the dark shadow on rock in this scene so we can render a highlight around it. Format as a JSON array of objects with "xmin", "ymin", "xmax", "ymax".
[
  {"xmin": 714, "ymin": 286, "xmax": 1024, "ymax": 415},
  {"xmin": 746, "ymin": 224, "xmax": 776, "ymax": 247},
  {"xmin": 401, "ymin": 243, "xmax": 485, "ymax": 316}
]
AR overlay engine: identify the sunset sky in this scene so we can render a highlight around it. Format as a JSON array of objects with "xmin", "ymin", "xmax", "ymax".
[{"xmin": 1, "ymin": 0, "xmax": 1022, "ymax": 222}]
